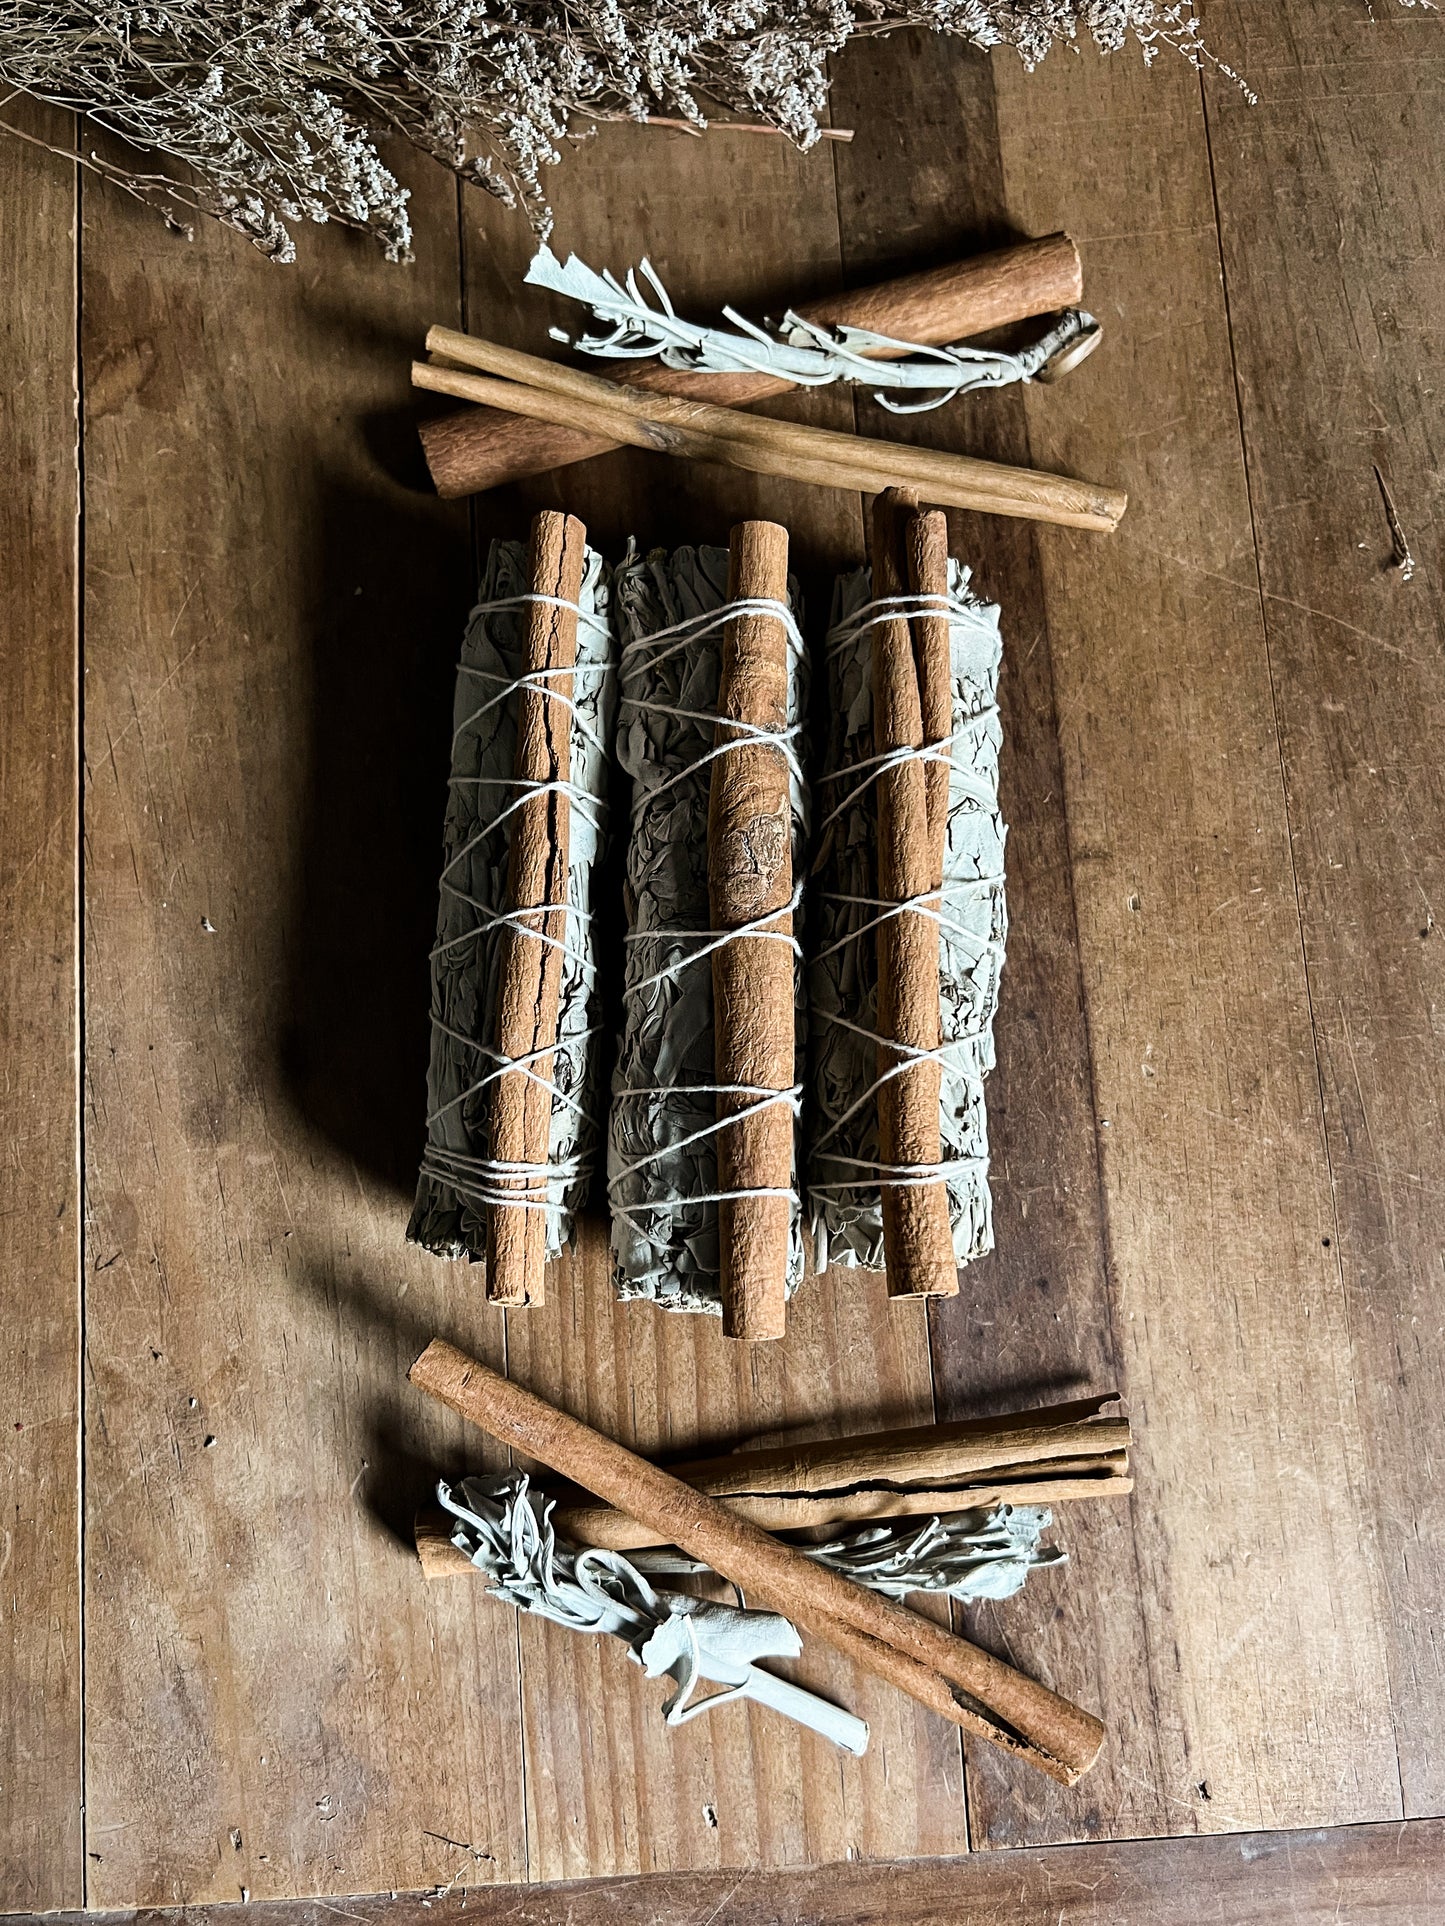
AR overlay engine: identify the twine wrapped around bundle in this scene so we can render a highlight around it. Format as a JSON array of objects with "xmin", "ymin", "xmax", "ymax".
[
  {"xmin": 607, "ymin": 538, "xmax": 808, "ymax": 1329},
  {"xmin": 409, "ymin": 521, "xmax": 616, "ymax": 1287},
  {"xmin": 806, "ymin": 527, "xmax": 1007, "ymax": 1280}
]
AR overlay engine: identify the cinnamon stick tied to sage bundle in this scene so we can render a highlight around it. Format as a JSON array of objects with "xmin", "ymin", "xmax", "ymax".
[
  {"xmin": 872, "ymin": 488, "xmax": 958, "ymax": 1298},
  {"xmin": 417, "ymin": 1394, "xmax": 1132, "ymax": 1561},
  {"xmin": 410, "ymin": 1338, "xmax": 1106, "ymax": 1785},
  {"xmin": 485, "ymin": 509, "xmax": 586, "ymax": 1307},
  {"xmin": 709, "ymin": 522, "xmax": 796, "ymax": 1342},
  {"xmin": 419, "ymin": 234, "xmax": 1084, "ymax": 498}
]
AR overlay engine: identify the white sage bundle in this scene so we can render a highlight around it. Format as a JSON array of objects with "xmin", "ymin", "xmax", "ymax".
[
  {"xmin": 409, "ymin": 537, "xmax": 615, "ymax": 1266},
  {"xmin": 807, "ymin": 560, "xmax": 1007, "ymax": 1272},
  {"xmin": 439, "ymin": 1472, "xmax": 869, "ymax": 1755},
  {"xmin": 607, "ymin": 544, "xmax": 808, "ymax": 1316},
  {"xmin": 526, "ymin": 247, "xmax": 1100, "ymax": 413},
  {"xmin": 630, "ymin": 1502, "xmax": 1062, "ymax": 1604}
]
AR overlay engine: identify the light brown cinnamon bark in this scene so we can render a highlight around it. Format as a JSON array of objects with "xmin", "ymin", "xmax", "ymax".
[
  {"xmin": 419, "ymin": 235, "xmax": 1083, "ymax": 497},
  {"xmin": 545, "ymin": 1468, "xmax": 1132, "ymax": 1551},
  {"xmin": 418, "ymin": 1396, "xmax": 1131, "ymax": 1558},
  {"xmin": 872, "ymin": 489, "xmax": 957, "ymax": 1298},
  {"xmin": 419, "ymin": 1468, "xmax": 1132, "ymax": 1568},
  {"xmin": 412, "ymin": 352, "xmax": 1127, "ymax": 534},
  {"xmin": 905, "ymin": 506, "xmax": 954, "ymax": 849},
  {"xmin": 545, "ymin": 1399, "xmax": 1131, "ymax": 1546},
  {"xmin": 637, "ymin": 1406, "xmax": 1132, "ymax": 1498},
  {"xmin": 409, "ymin": 1338, "xmax": 1106, "ymax": 1785},
  {"xmin": 709, "ymin": 521, "xmax": 795, "ymax": 1342},
  {"xmin": 485, "ymin": 510, "xmax": 587, "ymax": 1307}
]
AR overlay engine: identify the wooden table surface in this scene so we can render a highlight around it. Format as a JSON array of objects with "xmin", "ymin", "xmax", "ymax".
[{"xmin": 3, "ymin": 3, "xmax": 1443, "ymax": 1918}]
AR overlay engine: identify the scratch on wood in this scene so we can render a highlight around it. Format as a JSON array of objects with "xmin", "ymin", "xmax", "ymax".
[{"xmin": 1372, "ymin": 465, "xmax": 1416, "ymax": 583}]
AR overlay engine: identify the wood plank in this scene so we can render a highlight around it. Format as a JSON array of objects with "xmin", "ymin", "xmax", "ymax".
[
  {"xmin": 79, "ymin": 164, "xmax": 528, "ymax": 1902},
  {"xmin": 0, "ymin": 102, "xmax": 82, "ymax": 1912},
  {"xmin": 456, "ymin": 125, "xmax": 969, "ymax": 1880},
  {"xmin": 981, "ymin": 29, "xmax": 1401, "ymax": 1834},
  {"xmin": 827, "ymin": 35, "xmax": 1179, "ymax": 1848},
  {"xmin": 1200, "ymin": 0, "xmax": 1445, "ymax": 1816},
  {"xmin": 4, "ymin": 1816, "xmax": 1443, "ymax": 1926}
]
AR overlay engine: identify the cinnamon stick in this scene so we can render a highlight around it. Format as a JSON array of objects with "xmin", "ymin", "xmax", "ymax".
[
  {"xmin": 905, "ymin": 506, "xmax": 955, "ymax": 849},
  {"xmin": 709, "ymin": 522, "xmax": 795, "ymax": 1342},
  {"xmin": 409, "ymin": 1339, "xmax": 1105, "ymax": 1784},
  {"xmin": 412, "ymin": 352, "xmax": 1126, "ymax": 535},
  {"xmin": 871, "ymin": 490, "xmax": 957, "ymax": 1298},
  {"xmin": 419, "ymin": 1396, "xmax": 1131, "ymax": 1557},
  {"xmin": 419, "ymin": 235, "xmax": 1083, "ymax": 497},
  {"xmin": 545, "ymin": 1468, "xmax": 1133, "ymax": 1551},
  {"xmin": 545, "ymin": 1399, "xmax": 1131, "ymax": 1547},
  {"xmin": 485, "ymin": 510, "xmax": 586, "ymax": 1306},
  {"xmin": 634, "ymin": 1405, "xmax": 1132, "ymax": 1498}
]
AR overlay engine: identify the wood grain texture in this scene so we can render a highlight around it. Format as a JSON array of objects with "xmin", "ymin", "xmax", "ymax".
[
  {"xmin": 987, "ymin": 32, "xmax": 1400, "ymax": 1832},
  {"xmin": 828, "ymin": 35, "xmax": 1178, "ymax": 1847},
  {"xmin": 4, "ymin": 1816, "xmax": 1443, "ymax": 1926},
  {"xmin": 78, "ymin": 160, "xmax": 527, "ymax": 1903},
  {"xmin": 0, "ymin": 103, "xmax": 82, "ymax": 1913},
  {"xmin": 1200, "ymin": 0, "xmax": 1445, "ymax": 1816},
  {"xmin": 5, "ymin": 7, "xmax": 1440, "ymax": 1901}
]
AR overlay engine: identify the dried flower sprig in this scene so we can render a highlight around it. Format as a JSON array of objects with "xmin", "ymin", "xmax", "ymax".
[{"xmin": 1, "ymin": 1, "xmax": 1228, "ymax": 264}]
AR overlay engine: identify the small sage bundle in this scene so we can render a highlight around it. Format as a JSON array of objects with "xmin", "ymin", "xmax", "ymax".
[
  {"xmin": 806, "ymin": 561, "xmax": 1007, "ymax": 1273},
  {"xmin": 409, "ymin": 538, "xmax": 615, "ymax": 1264},
  {"xmin": 607, "ymin": 544, "xmax": 808, "ymax": 1315}
]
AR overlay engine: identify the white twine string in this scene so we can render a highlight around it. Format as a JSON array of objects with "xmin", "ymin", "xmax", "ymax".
[
  {"xmin": 618, "ymin": 595, "xmax": 803, "ymax": 680},
  {"xmin": 611, "ymin": 593, "xmax": 803, "ymax": 1223},
  {"xmin": 810, "ymin": 590, "xmax": 1004, "ymax": 1197},
  {"xmin": 625, "ymin": 885, "xmax": 802, "ymax": 992},
  {"xmin": 610, "ymin": 1083, "xmax": 804, "ymax": 1237},
  {"xmin": 619, "ymin": 596, "xmax": 807, "ymax": 811},
  {"xmin": 425, "ymin": 589, "xmax": 610, "ymax": 1218},
  {"xmin": 824, "ymin": 590, "xmax": 955, "ymax": 657}
]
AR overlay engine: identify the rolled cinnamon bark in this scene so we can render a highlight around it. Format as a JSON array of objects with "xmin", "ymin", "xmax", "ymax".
[
  {"xmin": 485, "ymin": 510, "xmax": 586, "ymax": 1306},
  {"xmin": 709, "ymin": 522, "xmax": 795, "ymax": 1342},
  {"xmin": 421, "ymin": 1470, "xmax": 1131, "ymax": 1572},
  {"xmin": 905, "ymin": 506, "xmax": 955, "ymax": 850},
  {"xmin": 871, "ymin": 490, "xmax": 958, "ymax": 1298},
  {"xmin": 412, "ymin": 353, "xmax": 1127, "ymax": 534},
  {"xmin": 420, "ymin": 234, "xmax": 1083, "ymax": 498},
  {"xmin": 549, "ymin": 1471, "xmax": 1132, "ymax": 1549},
  {"xmin": 547, "ymin": 1397, "xmax": 1131, "ymax": 1547},
  {"xmin": 419, "ymin": 1395, "xmax": 1132, "ymax": 1557},
  {"xmin": 642, "ymin": 1403, "xmax": 1131, "ymax": 1498},
  {"xmin": 409, "ymin": 1338, "xmax": 1106, "ymax": 1785}
]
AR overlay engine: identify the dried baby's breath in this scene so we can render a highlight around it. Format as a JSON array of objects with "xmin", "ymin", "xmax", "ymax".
[{"xmin": 1, "ymin": 1, "xmax": 1216, "ymax": 262}]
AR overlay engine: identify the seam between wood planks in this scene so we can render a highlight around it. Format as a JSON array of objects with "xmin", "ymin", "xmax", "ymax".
[{"xmin": 72, "ymin": 106, "xmax": 89, "ymax": 1916}]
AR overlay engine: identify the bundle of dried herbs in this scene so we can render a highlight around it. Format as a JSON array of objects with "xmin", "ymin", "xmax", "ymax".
[
  {"xmin": 806, "ymin": 558, "xmax": 1006, "ymax": 1275},
  {"xmin": 2, "ymin": 1, "xmax": 1226, "ymax": 262},
  {"xmin": 409, "ymin": 535, "xmax": 615, "ymax": 1267},
  {"xmin": 607, "ymin": 542, "xmax": 808, "ymax": 1317}
]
